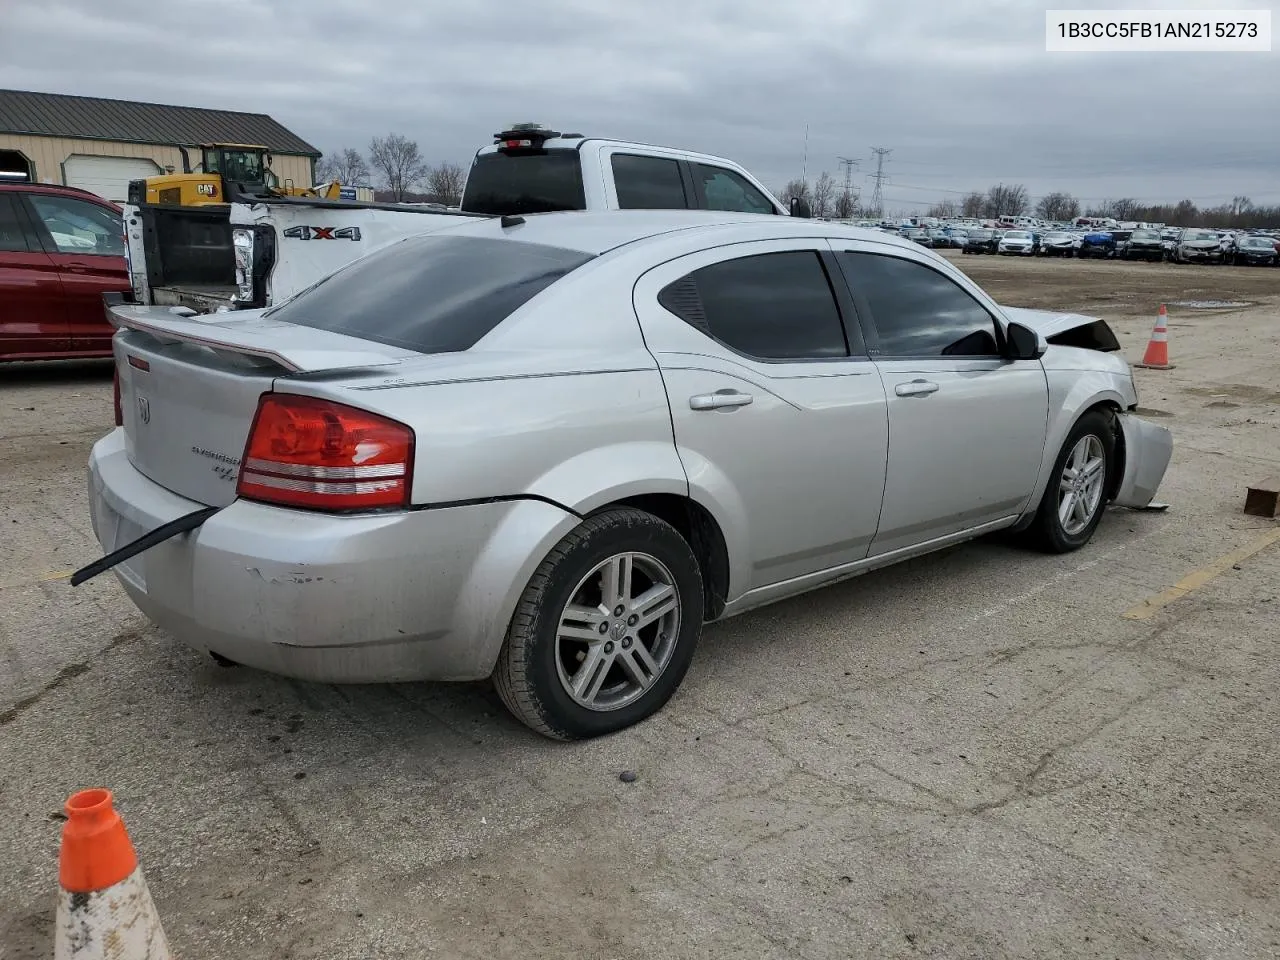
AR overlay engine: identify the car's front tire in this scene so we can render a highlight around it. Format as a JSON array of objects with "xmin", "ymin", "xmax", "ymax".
[
  {"xmin": 494, "ymin": 508, "xmax": 705, "ymax": 740},
  {"xmin": 1026, "ymin": 410, "xmax": 1115, "ymax": 554}
]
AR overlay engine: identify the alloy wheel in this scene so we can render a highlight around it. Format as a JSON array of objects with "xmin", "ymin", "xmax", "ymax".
[
  {"xmin": 1058, "ymin": 435, "xmax": 1106, "ymax": 535},
  {"xmin": 554, "ymin": 552, "xmax": 682, "ymax": 712}
]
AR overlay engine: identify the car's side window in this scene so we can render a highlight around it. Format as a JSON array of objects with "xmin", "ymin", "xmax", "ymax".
[
  {"xmin": 25, "ymin": 194, "xmax": 124, "ymax": 257},
  {"xmin": 837, "ymin": 251, "xmax": 1001, "ymax": 358},
  {"xmin": 658, "ymin": 251, "xmax": 849, "ymax": 360},
  {"xmin": 611, "ymin": 154, "xmax": 689, "ymax": 209},
  {"xmin": 0, "ymin": 195, "xmax": 30, "ymax": 252},
  {"xmin": 692, "ymin": 164, "xmax": 777, "ymax": 215}
]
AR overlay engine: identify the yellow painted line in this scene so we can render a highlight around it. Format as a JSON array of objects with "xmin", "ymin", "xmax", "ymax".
[{"xmin": 1122, "ymin": 528, "xmax": 1280, "ymax": 621}]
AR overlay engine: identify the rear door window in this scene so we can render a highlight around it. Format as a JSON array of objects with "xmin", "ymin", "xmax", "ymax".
[
  {"xmin": 267, "ymin": 235, "xmax": 594, "ymax": 354},
  {"xmin": 611, "ymin": 154, "xmax": 689, "ymax": 209},
  {"xmin": 658, "ymin": 251, "xmax": 849, "ymax": 360},
  {"xmin": 460, "ymin": 151, "xmax": 586, "ymax": 215},
  {"xmin": 692, "ymin": 164, "xmax": 777, "ymax": 215},
  {"xmin": 25, "ymin": 194, "xmax": 124, "ymax": 256}
]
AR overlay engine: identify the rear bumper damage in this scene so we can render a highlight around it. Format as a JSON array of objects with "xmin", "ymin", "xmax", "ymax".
[
  {"xmin": 87, "ymin": 429, "xmax": 578, "ymax": 683},
  {"xmin": 1113, "ymin": 412, "xmax": 1174, "ymax": 509}
]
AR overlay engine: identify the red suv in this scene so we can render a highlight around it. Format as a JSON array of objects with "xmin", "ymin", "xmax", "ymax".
[{"xmin": 0, "ymin": 183, "xmax": 131, "ymax": 361}]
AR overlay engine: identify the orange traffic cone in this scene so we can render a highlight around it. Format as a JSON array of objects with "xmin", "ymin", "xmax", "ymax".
[
  {"xmin": 1135, "ymin": 304, "xmax": 1176, "ymax": 370},
  {"xmin": 55, "ymin": 789, "xmax": 171, "ymax": 960}
]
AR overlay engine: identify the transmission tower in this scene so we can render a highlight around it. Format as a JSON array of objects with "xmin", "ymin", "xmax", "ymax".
[
  {"xmin": 836, "ymin": 156, "xmax": 859, "ymax": 219},
  {"xmin": 868, "ymin": 147, "xmax": 892, "ymax": 217}
]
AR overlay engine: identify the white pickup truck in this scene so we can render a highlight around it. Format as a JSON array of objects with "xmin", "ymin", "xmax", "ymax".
[{"xmin": 124, "ymin": 125, "xmax": 805, "ymax": 312}]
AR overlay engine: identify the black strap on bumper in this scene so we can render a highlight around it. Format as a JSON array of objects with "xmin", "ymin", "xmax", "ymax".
[{"xmin": 71, "ymin": 506, "xmax": 219, "ymax": 587}]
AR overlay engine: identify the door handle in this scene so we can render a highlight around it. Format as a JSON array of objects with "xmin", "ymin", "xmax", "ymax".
[
  {"xmin": 689, "ymin": 389, "xmax": 754, "ymax": 411},
  {"xmin": 894, "ymin": 379, "xmax": 939, "ymax": 397}
]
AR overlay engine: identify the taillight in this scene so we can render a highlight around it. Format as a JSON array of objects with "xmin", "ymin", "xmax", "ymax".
[
  {"xmin": 113, "ymin": 369, "xmax": 123, "ymax": 426},
  {"xmin": 236, "ymin": 394, "xmax": 414, "ymax": 511}
]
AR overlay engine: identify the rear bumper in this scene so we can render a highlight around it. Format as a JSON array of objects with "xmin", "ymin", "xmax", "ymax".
[{"xmin": 88, "ymin": 429, "xmax": 579, "ymax": 682}]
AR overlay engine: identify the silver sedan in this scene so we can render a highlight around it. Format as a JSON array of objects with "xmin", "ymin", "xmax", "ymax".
[{"xmin": 84, "ymin": 211, "xmax": 1173, "ymax": 739}]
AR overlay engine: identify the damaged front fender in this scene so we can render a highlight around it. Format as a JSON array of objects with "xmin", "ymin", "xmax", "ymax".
[{"xmin": 1114, "ymin": 413, "xmax": 1173, "ymax": 509}]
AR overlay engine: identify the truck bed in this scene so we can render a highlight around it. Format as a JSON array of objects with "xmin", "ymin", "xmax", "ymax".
[{"xmin": 150, "ymin": 284, "xmax": 238, "ymax": 311}]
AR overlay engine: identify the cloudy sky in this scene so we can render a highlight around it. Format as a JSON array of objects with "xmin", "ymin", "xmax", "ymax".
[{"xmin": 1, "ymin": 0, "xmax": 1276, "ymax": 210}]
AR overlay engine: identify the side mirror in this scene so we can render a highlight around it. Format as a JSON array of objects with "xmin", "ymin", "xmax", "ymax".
[
  {"xmin": 790, "ymin": 196, "xmax": 811, "ymax": 219},
  {"xmin": 1005, "ymin": 321, "xmax": 1047, "ymax": 361}
]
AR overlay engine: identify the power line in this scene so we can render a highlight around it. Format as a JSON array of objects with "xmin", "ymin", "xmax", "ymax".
[{"xmin": 868, "ymin": 147, "xmax": 892, "ymax": 217}]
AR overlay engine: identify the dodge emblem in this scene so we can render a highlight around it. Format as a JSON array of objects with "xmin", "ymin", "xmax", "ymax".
[{"xmin": 137, "ymin": 395, "xmax": 151, "ymax": 425}]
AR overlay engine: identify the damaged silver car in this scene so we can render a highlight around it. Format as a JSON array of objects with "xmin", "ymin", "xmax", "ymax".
[{"xmin": 82, "ymin": 211, "xmax": 1172, "ymax": 739}]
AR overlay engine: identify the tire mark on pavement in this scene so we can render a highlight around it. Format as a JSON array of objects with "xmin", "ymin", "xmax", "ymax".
[{"xmin": 0, "ymin": 629, "xmax": 142, "ymax": 725}]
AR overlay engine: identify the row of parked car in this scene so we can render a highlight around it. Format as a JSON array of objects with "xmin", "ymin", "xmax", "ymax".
[{"xmin": 894, "ymin": 223, "xmax": 1279, "ymax": 266}]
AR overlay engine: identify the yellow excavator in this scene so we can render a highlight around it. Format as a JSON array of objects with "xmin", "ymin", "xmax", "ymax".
[{"xmin": 135, "ymin": 143, "xmax": 342, "ymax": 206}]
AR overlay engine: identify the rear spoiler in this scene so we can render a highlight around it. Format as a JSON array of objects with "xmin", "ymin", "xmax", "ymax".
[
  {"xmin": 102, "ymin": 300, "xmax": 414, "ymax": 374},
  {"xmin": 105, "ymin": 301, "xmax": 304, "ymax": 371}
]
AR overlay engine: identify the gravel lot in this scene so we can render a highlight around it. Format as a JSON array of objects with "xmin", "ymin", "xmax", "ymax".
[{"xmin": 2, "ymin": 255, "xmax": 1279, "ymax": 960}]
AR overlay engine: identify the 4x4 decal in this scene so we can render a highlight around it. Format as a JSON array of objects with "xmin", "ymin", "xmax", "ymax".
[{"xmin": 282, "ymin": 226, "xmax": 362, "ymax": 241}]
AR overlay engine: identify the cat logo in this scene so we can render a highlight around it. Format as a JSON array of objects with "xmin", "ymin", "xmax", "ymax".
[{"xmin": 196, "ymin": 183, "xmax": 217, "ymax": 197}]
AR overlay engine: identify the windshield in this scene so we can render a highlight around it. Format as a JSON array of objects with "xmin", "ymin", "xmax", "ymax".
[
  {"xmin": 968, "ymin": 230, "xmax": 993, "ymax": 239},
  {"xmin": 1005, "ymin": 231, "xmax": 1030, "ymax": 239},
  {"xmin": 1242, "ymin": 237, "xmax": 1273, "ymax": 248},
  {"xmin": 461, "ymin": 150, "xmax": 586, "ymax": 215},
  {"xmin": 267, "ymin": 235, "xmax": 595, "ymax": 354},
  {"xmin": 1183, "ymin": 230, "xmax": 1218, "ymax": 241},
  {"xmin": 1045, "ymin": 232, "xmax": 1070, "ymax": 240},
  {"xmin": 1132, "ymin": 230, "xmax": 1158, "ymax": 239},
  {"xmin": 206, "ymin": 149, "xmax": 265, "ymax": 183}
]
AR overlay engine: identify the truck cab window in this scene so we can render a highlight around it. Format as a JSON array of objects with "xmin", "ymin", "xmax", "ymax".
[
  {"xmin": 611, "ymin": 154, "xmax": 689, "ymax": 209},
  {"xmin": 693, "ymin": 164, "xmax": 776, "ymax": 215},
  {"xmin": 461, "ymin": 151, "xmax": 587, "ymax": 216}
]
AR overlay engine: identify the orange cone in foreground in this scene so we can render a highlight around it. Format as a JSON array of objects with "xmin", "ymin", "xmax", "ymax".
[
  {"xmin": 55, "ymin": 789, "xmax": 171, "ymax": 960},
  {"xmin": 1135, "ymin": 304, "xmax": 1176, "ymax": 370}
]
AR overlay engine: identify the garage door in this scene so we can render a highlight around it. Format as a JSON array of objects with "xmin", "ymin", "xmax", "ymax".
[{"xmin": 63, "ymin": 155, "xmax": 162, "ymax": 202}]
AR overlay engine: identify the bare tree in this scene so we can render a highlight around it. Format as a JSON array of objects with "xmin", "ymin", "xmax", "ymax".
[
  {"xmin": 1109, "ymin": 198, "xmax": 1142, "ymax": 221},
  {"xmin": 1171, "ymin": 199, "xmax": 1199, "ymax": 226},
  {"xmin": 834, "ymin": 188, "xmax": 857, "ymax": 220},
  {"xmin": 316, "ymin": 147, "xmax": 370, "ymax": 186},
  {"xmin": 1035, "ymin": 191, "xmax": 1080, "ymax": 221},
  {"xmin": 369, "ymin": 133, "xmax": 428, "ymax": 202},
  {"xmin": 779, "ymin": 179, "xmax": 811, "ymax": 206},
  {"xmin": 983, "ymin": 183, "xmax": 1029, "ymax": 218},
  {"xmin": 811, "ymin": 171, "xmax": 835, "ymax": 219},
  {"xmin": 961, "ymin": 191, "xmax": 986, "ymax": 219},
  {"xmin": 426, "ymin": 162, "xmax": 466, "ymax": 206},
  {"xmin": 1230, "ymin": 195, "xmax": 1253, "ymax": 217},
  {"xmin": 927, "ymin": 199, "xmax": 959, "ymax": 218}
]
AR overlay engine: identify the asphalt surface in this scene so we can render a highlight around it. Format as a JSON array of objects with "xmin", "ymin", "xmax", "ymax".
[{"xmin": 2, "ymin": 255, "xmax": 1279, "ymax": 959}]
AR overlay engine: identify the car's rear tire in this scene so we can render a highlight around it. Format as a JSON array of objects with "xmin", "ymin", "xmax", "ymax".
[
  {"xmin": 1025, "ymin": 410, "xmax": 1115, "ymax": 554},
  {"xmin": 493, "ymin": 508, "xmax": 705, "ymax": 740}
]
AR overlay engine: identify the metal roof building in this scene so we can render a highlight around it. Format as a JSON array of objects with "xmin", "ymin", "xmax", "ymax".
[{"xmin": 0, "ymin": 89, "xmax": 321, "ymax": 202}]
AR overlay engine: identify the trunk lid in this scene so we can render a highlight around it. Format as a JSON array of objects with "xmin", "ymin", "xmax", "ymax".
[{"xmin": 111, "ymin": 304, "xmax": 417, "ymax": 507}]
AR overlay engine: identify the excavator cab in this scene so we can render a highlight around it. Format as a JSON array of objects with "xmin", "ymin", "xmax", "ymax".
[{"xmin": 199, "ymin": 144, "xmax": 271, "ymax": 196}]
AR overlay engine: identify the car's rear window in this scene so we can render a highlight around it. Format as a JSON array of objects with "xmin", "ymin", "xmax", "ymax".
[
  {"xmin": 267, "ymin": 235, "xmax": 594, "ymax": 354},
  {"xmin": 460, "ymin": 151, "xmax": 586, "ymax": 215}
]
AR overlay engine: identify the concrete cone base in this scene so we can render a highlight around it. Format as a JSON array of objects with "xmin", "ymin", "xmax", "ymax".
[{"xmin": 56, "ymin": 865, "xmax": 171, "ymax": 960}]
